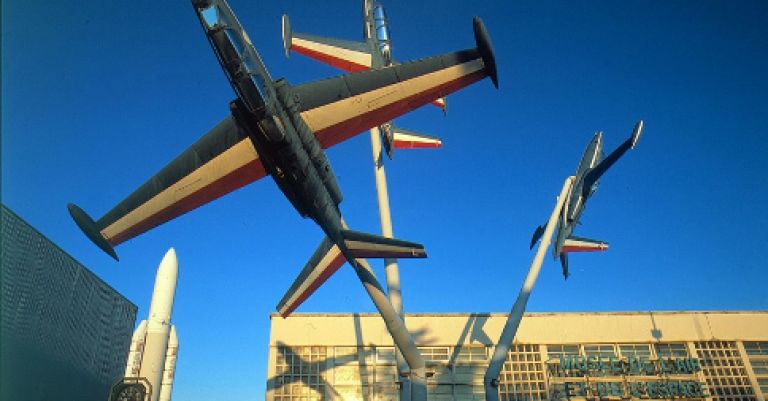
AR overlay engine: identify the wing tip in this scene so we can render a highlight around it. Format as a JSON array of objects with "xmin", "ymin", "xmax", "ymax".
[
  {"xmin": 67, "ymin": 203, "xmax": 119, "ymax": 261},
  {"xmin": 473, "ymin": 17, "xmax": 498, "ymax": 89}
]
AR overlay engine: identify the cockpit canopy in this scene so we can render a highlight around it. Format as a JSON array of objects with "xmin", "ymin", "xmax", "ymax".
[{"xmin": 372, "ymin": 3, "xmax": 392, "ymax": 65}]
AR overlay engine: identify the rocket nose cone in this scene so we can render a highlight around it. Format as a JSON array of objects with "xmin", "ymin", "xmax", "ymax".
[
  {"xmin": 159, "ymin": 248, "xmax": 178, "ymax": 273},
  {"xmin": 149, "ymin": 248, "xmax": 178, "ymax": 324}
]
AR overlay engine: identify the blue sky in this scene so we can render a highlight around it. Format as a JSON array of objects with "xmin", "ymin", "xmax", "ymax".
[{"xmin": 3, "ymin": 0, "xmax": 767, "ymax": 399}]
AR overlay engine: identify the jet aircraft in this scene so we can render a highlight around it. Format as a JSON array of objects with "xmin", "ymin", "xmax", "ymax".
[
  {"xmin": 68, "ymin": 0, "xmax": 498, "ymax": 299},
  {"xmin": 529, "ymin": 121, "xmax": 644, "ymax": 279},
  {"xmin": 282, "ymin": 0, "xmax": 451, "ymax": 159}
]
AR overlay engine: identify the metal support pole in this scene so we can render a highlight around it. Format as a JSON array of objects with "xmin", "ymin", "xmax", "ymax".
[
  {"xmin": 483, "ymin": 176, "xmax": 574, "ymax": 401},
  {"xmin": 369, "ymin": 127, "xmax": 416, "ymax": 401},
  {"xmin": 351, "ymin": 258, "xmax": 427, "ymax": 401}
]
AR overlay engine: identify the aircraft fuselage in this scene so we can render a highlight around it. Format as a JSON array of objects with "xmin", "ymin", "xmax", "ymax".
[
  {"xmin": 196, "ymin": 1, "xmax": 351, "ymax": 255},
  {"xmin": 555, "ymin": 132, "xmax": 603, "ymax": 257}
]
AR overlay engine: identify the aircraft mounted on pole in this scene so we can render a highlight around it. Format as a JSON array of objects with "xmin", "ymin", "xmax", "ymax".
[
  {"xmin": 281, "ymin": 0, "xmax": 465, "ymax": 159},
  {"xmin": 529, "ymin": 121, "xmax": 644, "ymax": 279},
  {"xmin": 67, "ymin": 0, "xmax": 498, "ymax": 307}
]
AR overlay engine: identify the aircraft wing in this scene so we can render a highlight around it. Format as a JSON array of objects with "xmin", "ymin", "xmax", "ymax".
[
  {"xmin": 283, "ymin": 15, "xmax": 448, "ymax": 111},
  {"xmin": 283, "ymin": 15, "xmax": 373, "ymax": 73},
  {"xmin": 68, "ymin": 116, "xmax": 267, "ymax": 260},
  {"xmin": 294, "ymin": 17, "xmax": 498, "ymax": 149},
  {"xmin": 582, "ymin": 120, "xmax": 643, "ymax": 197}
]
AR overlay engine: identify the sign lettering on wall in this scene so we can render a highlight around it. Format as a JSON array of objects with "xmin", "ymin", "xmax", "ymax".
[{"xmin": 548, "ymin": 356, "xmax": 707, "ymax": 400}]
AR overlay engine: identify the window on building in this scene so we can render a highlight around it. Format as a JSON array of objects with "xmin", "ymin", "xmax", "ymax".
[
  {"xmin": 756, "ymin": 378, "xmax": 768, "ymax": 399},
  {"xmin": 455, "ymin": 345, "xmax": 488, "ymax": 363},
  {"xmin": 655, "ymin": 343, "xmax": 689, "ymax": 358},
  {"xmin": 273, "ymin": 345, "xmax": 327, "ymax": 401},
  {"xmin": 745, "ymin": 342, "xmax": 768, "ymax": 356},
  {"xmin": 376, "ymin": 347, "xmax": 397, "ymax": 364},
  {"xmin": 499, "ymin": 345, "xmax": 546, "ymax": 401},
  {"xmin": 619, "ymin": 344, "xmax": 652, "ymax": 359},
  {"xmin": 745, "ymin": 342, "xmax": 768, "ymax": 400},
  {"xmin": 584, "ymin": 344, "xmax": 616, "ymax": 359},
  {"xmin": 695, "ymin": 341, "xmax": 756, "ymax": 401},
  {"xmin": 419, "ymin": 347, "xmax": 450, "ymax": 362},
  {"xmin": 546, "ymin": 345, "xmax": 579, "ymax": 361}
]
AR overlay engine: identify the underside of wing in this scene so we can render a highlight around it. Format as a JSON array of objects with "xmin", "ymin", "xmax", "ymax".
[
  {"xmin": 69, "ymin": 115, "xmax": 267, "ymax": 259},
  {"xmin": 292, "ymin": 17, "xmax": 498, "ymax": 149},
  {"xmin": 283, "ymin": 15, "xmax": 372, "ymax": 73},
  {"xmin": 561, "ymin": 235, "xmax": 609, "ymax": 253},
  {"xmin": 392, "ymin": 127, "xmax": 442, "ymax": 149}
]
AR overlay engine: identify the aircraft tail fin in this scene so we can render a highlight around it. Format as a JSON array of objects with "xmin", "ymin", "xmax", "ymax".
[
  {"xmin": 276, "ymin": 236, "xmax": 346, "ymax": 317},
  {"xmin": 340, "ymin": 230, "xmax": 427, "ymax": 259},
  {"xmin": 561, "ymin": 235, "xmax": 609, "ymax": 253}
]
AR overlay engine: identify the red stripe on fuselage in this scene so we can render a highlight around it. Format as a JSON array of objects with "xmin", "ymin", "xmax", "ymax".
[
  {"xmin": 280, "ymin": 252, "xmax": 347, "ymax": 317},
  {"xmin": 109, "ymin": 160, "xmax": 267, "ymax": 246},
  {"xmin": 314, "ymin": 70, "xmax": 486, "ymax": 149},
  {"xmin": 292, "ymin": 45, "xmax": 370, "ymax": 73}
]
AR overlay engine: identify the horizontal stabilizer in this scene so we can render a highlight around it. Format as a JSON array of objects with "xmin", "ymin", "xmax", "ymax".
[
  {"xmin": 392, "ymin": 127, "xmax": 442, "ymax": 150},
  {"xmin": 341, "ymin": 230, "xmax": 426, "ymax": 258},
  {"xmin": 282, "ymin": 14, "xmax": 372, "ymax": 72},
  {"xmin": 560, "ymin": 235, "xmax": 609, "ymax": 253},
  {"xmin": 560, "ymin": 254, "xmax": 570, "ymax": 280},
  {"xmin": 277, "ymin": 237, "xmax": 346, "ymax": 317},
  {"xmin": 529, "ymin": 224, "xmax": 546, "ymax": 250}
]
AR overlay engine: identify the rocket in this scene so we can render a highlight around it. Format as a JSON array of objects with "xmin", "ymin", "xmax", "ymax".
[{"xmin": 124, "ymin": 248, "xmax": 179, "ymax": 401}]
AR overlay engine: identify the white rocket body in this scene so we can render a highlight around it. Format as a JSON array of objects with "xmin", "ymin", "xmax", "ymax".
[{"xmin": 125, "ymin": 248, "xmax": 179, "ymax": 401}]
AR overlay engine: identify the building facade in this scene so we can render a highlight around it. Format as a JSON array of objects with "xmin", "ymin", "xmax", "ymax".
[
  {"xmin": 1, "ymin": 205, "xmax": 138, "ymax": 401},
  {"xmin": 268, "ymin": 311, "xmax": 768, "ymax": 401}
]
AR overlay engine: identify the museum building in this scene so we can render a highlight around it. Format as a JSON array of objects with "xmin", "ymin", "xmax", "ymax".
[{"xmin": 267, "ymin": 311, "xmax": 768, "ymax": 401}]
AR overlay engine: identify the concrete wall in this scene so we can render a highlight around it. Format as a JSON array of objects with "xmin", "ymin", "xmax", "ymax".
[{"xmin": 269, "ymin": 311, "xmax": 768, "ymax": 346}]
